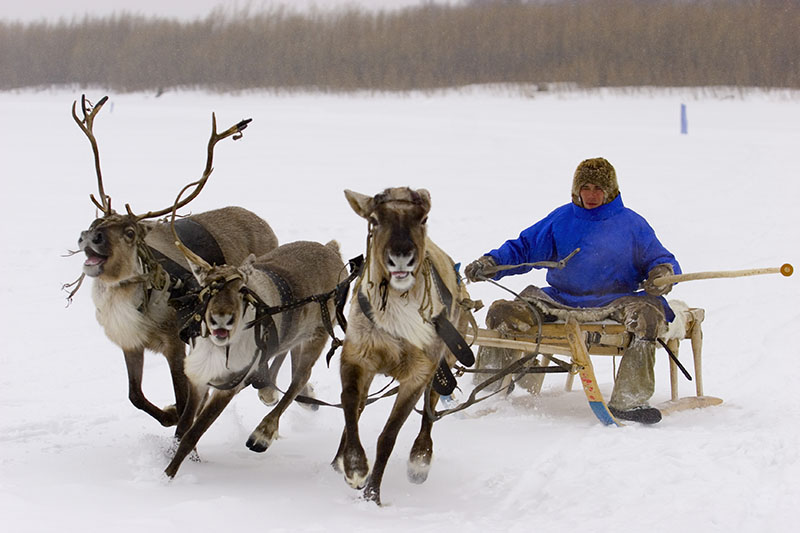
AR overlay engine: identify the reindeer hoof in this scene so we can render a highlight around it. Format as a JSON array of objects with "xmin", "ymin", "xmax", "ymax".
[
  {"xmin": 407, "ymin": 454, "xmax": 432, "ymax": 484},
  {"xmin": 257, "ymin": 386, "xmax": 280, "ymax": 407},
  {"xmin": 343, "ymin": 454, "xmax": 370, "ymax": 490},
  {"xmin": 331, "ymin": 455, "xmax": 344, "ymax": 474},
  {"xmin": 159, "ymin": 405, "xmax": 179, "ymax": 427},
  {"xmin": 246, "ymin": 429, "xmax": 275, "ymax": 453},
  {"xmin": 362, "ymin": 485, "xmax": 382, "ymax": 506},
  {"xmin": 164, "ymin": 463, "xmax": 178, "ymax": 479}
]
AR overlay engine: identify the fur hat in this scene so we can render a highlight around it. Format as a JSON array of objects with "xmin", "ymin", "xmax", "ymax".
[{"xmin": 571, "ymin": 157, "xmax": 619, "ymax": 206}]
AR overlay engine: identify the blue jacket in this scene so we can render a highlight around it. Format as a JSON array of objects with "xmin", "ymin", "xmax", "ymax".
[{"xmin": 486, "ymin": 195, "xmax": 681, "ymax": 318}]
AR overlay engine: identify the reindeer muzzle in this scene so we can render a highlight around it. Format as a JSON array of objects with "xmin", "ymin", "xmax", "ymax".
[{"xmin": 78, "ymin": 228, "xmax": 110, "ymax": 277}]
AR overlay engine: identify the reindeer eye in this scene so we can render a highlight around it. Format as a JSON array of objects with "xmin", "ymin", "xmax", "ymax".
[
  {"xmin": 421, "ymin": 216, "xmax": 428, "ymax": 225},
  {"xmin": 124, "ymin": 228, "xmax": 136, "ymax": 240},
  {"xmin": 369, "ymin": 215, "xmax": 379, "ymax": 226}
]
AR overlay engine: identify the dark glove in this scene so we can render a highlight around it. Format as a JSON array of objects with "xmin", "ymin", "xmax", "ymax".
[
  {"xmin": 643, "ymin": 263, "xmax": 675, "ymax": 296},
  {"xmin": 464, "ymin": 255, "xmax": 496, "ymax": 282}
]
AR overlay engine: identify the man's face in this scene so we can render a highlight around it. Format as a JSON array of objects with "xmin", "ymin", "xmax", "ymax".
[{"xmin": 579, "ymin": 183, "xmax": 605, "ymax": 209}]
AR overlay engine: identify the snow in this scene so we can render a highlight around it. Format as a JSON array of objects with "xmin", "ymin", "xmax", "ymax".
[
  {"xmin": 2, "ymin": 0, "xmax": 435, "ymax": 23},
  {"xmin": 1, "ymin": 87, "xmax": 799, "ymax": 532}
]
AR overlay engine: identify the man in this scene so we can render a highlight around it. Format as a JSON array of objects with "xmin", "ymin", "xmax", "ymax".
[{"xmin": 465, "ymin": 157, "xmax": 680, "ymax": 424}]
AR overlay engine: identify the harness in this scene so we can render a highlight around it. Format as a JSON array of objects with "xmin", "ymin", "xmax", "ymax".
[
  {"xmin": 180, "ymin": 255, "xmax": 364, "ymax": 391},
  {"xmin": 356, "ymin": 254, "xmax": 475, "ymax": 396},
  {"xmin": 153, "ymin": 218, "xmax": 227, "ymax": 342},
  {"xmin": 204, "ymin": 266, "xmax": 295, "ymax": 391}
]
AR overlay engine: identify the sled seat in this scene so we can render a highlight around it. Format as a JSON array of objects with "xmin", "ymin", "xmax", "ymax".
[{"xmin": 467, "ymin": 304, "xmax": 722, "ymax": 415}]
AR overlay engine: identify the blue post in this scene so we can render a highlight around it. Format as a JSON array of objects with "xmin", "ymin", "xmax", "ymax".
[{"xmin": 680, "ymin": 103, "xmax": 688, "ymax": 134}]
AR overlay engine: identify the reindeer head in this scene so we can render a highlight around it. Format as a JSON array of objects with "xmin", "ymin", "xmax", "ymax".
[
  {"xmin": 78, "ymin": 213, "xmax": 154, "ymax": 282},
  {"xmin": 191, "ymin": 261, "xmax": 251, "ymax": 347},
  {"xmin": 175, "ymin": 239, "xmax": 258, "ymax": 347},
  {"xmin": 71, "ymin": 94, "xmax": 251, "ymax": 285},
  {"xmin": 346, "ymin": 187, "xmax": 431, "ymax": 292}
]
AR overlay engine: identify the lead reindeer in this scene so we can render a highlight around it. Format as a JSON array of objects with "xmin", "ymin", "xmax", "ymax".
[
  {"xmin": 333, "ymin": 187, "xmax": 474, "ymax": 505},
  {"xmin": 69, "ymin": 95, "xmax": 278, "ymax": 437},
  {"xmin": 164, "ymin": 231, "xmax": 347, "ymax": 478}
]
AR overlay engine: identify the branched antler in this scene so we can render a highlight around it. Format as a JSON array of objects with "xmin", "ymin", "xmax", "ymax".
[
  {"xmin": 168, "ymin": 113, "xmax": 252, "ymax": 269},
  {"xmin": 72, "ymin": 95, "xmax": 111, "ymax": 215},
  {"xmin": 133, "ymin": 114, "xmax": 253, "ymax": 221},
  {"xmin": 170, "ymin": 181, "xmax": 213, "ymax": 272}
]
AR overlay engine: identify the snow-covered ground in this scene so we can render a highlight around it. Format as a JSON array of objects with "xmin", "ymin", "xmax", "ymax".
[
  {"xmin": 1, "ymin": 87, "xmax": 798, "ymax": 532},
  {"xmin": 3, "ymin": 0, "xmax": 433, "ymax": 23}
]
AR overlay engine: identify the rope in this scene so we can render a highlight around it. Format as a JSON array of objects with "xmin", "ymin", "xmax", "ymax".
[{"xmin": 420, "ymin": 273, "xmax": 548, "ymax": 421}]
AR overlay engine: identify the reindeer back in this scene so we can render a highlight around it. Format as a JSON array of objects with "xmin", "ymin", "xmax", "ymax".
[
  {"xmin": 146, "ymin": 206, "xmax": 277, "ymax": 272},
  {"xmin": 250, "ymin": 241, "xmax": 344, "ymax": 300}
]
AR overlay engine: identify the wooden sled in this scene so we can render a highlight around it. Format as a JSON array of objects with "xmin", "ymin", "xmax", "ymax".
[{"xmin": 464, "ymin": 305, "xmax": 722, "ymax": 425}]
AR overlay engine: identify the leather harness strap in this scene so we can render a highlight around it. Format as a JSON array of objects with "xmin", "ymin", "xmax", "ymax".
[
  {"xmin": 357, "ymin": 260, "xmax": 474, "ymax": 396},
  {"xmin": 154, "ymin": 218, "xmax": 227, "ymax": 343}
]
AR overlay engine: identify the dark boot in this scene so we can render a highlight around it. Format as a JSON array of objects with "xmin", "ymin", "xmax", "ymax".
[{"xmin": 609, "ymin": 405, "xmax": 662, "ymax": 424}]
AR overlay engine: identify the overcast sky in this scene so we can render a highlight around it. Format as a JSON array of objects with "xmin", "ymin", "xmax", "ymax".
[{"xmin": 2, "ymin": 0, "xmax": 444, "ymax": 23}]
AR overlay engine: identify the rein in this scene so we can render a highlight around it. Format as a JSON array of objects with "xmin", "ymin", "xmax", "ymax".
[
  {"xmin": 243, "ymin": 255, "xmax": 364, "ymax": 368},
  {"xmin": 271, "ymin": 376, "xmax": 401, "ymax": 410},
  {"xmin": 177, "ymin": 255, "xmax": 363, "ymax": 391},
  {"xmin": 420, "ymin": 274, "xmax": 549, "ymax": 421},
  {"xmin": 422, "ymin": 248, "xmax": 585, "ymax": 417},
  {"xmin": 423, "ymin": 246, "xmax": 696, "ymax": 421}
]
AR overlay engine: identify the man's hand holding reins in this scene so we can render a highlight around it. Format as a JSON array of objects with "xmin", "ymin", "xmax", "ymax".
[{"xmin": 465, "ymin": 255, "xmax": 496, "ymax": 282}]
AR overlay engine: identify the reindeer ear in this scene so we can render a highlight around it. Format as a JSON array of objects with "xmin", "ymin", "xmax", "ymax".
[
  {"xmin": 344, "ymin": 189, "xmax": 374, "ymax": 219},
  {"xmin": 415, "ymin": 188, "xmax": 431, "ymax": 214},
  {"xmin": 188, "ymin": 261, "xmax": 210, "ymax": 285}
]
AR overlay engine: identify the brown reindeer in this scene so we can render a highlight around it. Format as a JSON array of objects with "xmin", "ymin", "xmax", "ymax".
[
  {"xmin": 164, "ymin": 239, "xmax": 346, "ymax": 478},
  {"xmin": 69, "ymin": 95, "xmax": 278, "ymax": 437},
  {"xmin": 332, "ymin": 187, "xmax": 473, "ymax": 505}
]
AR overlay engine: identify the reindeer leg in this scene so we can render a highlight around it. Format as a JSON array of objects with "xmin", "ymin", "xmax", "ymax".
[
  {"xmin": 332, "ymin": 370, "xmax": 372, "ymax": 474},
  {"xmin": 174, "ymin": 382, "xmax": 208, "ymax": 441},
  {"xmin": 257, "ymin": 351, "xmax": 287, "ymax": 407},
  {"xmin": 164, "ymin": 338, "xmax": 190, "ymax": 429},
  {"xmin": 363, "ymin": 381, "xmax": 427, "ymax": 505},
  {"xmin": 291, "ymin": 346, "xmax": 319, "ymax": 412},
  {"xmin": 408, "ymin": 386, "xmax": 438, "ymax": 484},
  {"xmin": 123, "ymin": 348, "xmax": 178, "ymax": 427},
  {"xmin": 164, "ymin": 387, "xmax": 237, "ymax": 478},
  {"xmin": 339, "ymin": 361, "xmax": 374, "ymax": 490},
  {"xmin": 246, "ymin": 336, "xmax": 326, "ymax": 452}
]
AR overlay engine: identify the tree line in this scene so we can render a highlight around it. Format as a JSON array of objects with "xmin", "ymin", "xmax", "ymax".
[{"xmin": 1, "ymin": 0, "xmax": 798, "ymax": 92}]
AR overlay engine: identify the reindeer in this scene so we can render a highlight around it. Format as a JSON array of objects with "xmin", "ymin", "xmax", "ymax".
[
  {"xmin": 69, "ymin": 95, "xmax": 278, "ymax": 437},
  {"xmin": 332, "ymin": 187, "xmax": 474, "ymax": 505},
  {"xmin": 163, "ymin": 235, "xmax": 347, "ymax": 478}
]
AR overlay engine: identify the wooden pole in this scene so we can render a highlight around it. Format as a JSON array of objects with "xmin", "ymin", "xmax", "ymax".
[{"xmin": 653, "ymin": 263, "xmax": 793, "ymax": 287}]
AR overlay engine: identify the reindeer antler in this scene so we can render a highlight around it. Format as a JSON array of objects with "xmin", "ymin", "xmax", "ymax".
[
  {"xmin": 169, "ymin": 113, "xmax": 252, "ymax": 269},
  {"xmin": 132, "ymin": 114, "xmax": 253, "ymax": 221},
  {"xmin": 170, "ymin": 181, "xmax": 213, "ymax": 272},
  {"xmin": 72, "ymin": 94, "xmax": 111, "ymax": 215}
]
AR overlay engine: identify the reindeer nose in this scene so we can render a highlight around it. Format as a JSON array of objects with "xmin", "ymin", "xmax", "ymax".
[
  {"xmin": 210, "ymin": 313, "xmax": 235, "ymax": 329},
  {"xmin": 387, "ymin": 251, "xmax": 416, "ymax": 270},
  {"xmin": 80, "ymin": 229, "xmax": 103, "ymax": 246}
]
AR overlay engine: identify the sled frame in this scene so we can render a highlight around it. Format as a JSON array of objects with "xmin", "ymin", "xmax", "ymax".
[{"xmin": 465, "ymin": 306, "xmax": 722, "ymax": 424}]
